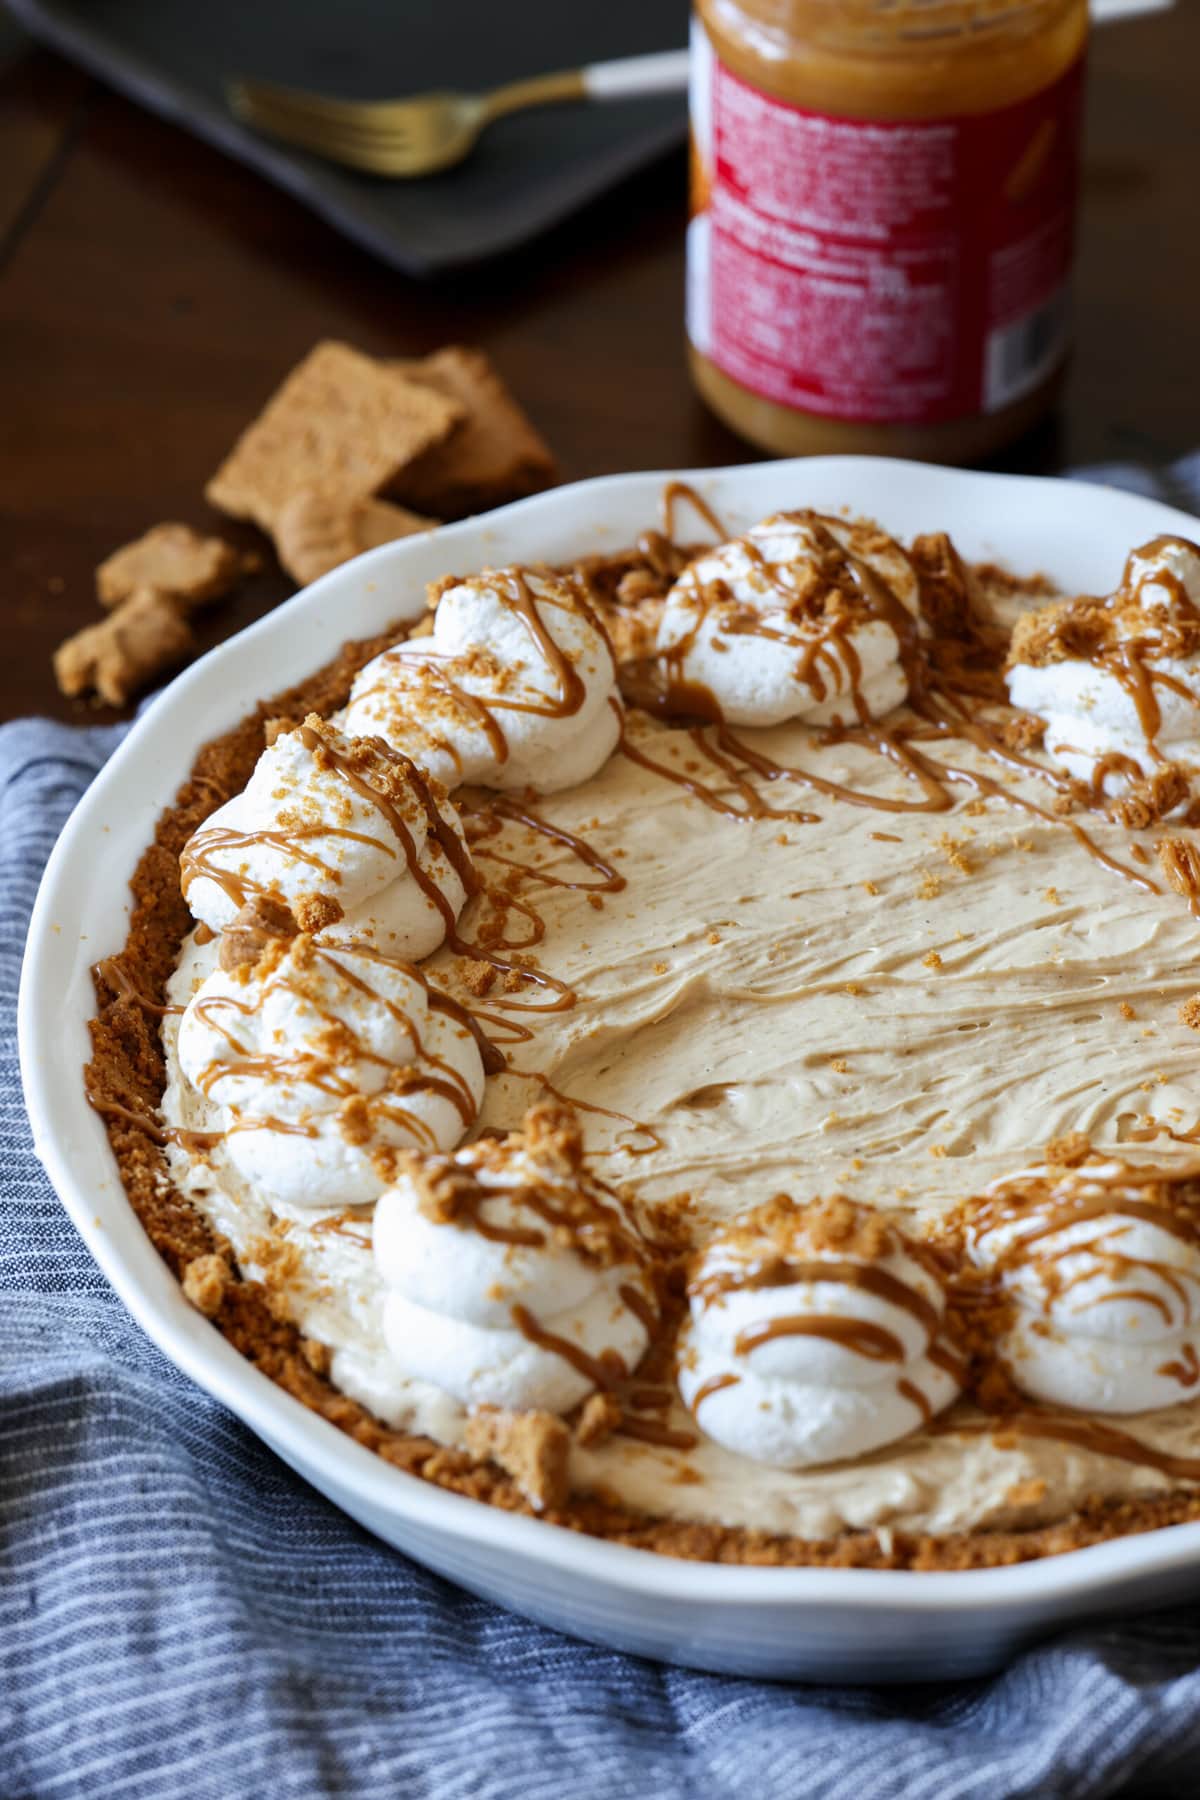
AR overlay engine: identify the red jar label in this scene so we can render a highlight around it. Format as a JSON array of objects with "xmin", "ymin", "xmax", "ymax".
[{"xmin": 687, "ymin": 24, "xmax": 1085, "ymax": 425}]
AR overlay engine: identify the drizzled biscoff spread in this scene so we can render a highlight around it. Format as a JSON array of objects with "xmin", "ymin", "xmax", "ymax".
[{"xmin": 86, "ymin": 489, "xmax": 1200, "ymax": 1567}]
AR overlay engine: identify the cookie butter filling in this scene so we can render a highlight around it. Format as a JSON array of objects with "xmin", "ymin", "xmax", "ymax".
[
  {"xmin": 1007, "ymin": 536, "xmax": 1200, "ymax": 808},
  {"xmin": 118, "ymin": 495, "xmax": 1200, "ymax": 1554},
  {"xmin": 678, "ymin": 1196, "xmax": 960, "ymax": 1468},
  {"xmin": 344, "ymin": 565, "xmax": 620, "ymax": 794}
]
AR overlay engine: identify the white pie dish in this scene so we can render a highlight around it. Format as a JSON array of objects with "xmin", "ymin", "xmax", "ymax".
[{"xmin": 19, "ymin": 454, "xmax": 1200, "ymax": 1682}]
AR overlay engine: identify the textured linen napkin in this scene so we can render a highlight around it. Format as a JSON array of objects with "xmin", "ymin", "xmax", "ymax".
[{"xmin": 5, "ymin": 457, "xmax": 1200, "ymax": 1800}]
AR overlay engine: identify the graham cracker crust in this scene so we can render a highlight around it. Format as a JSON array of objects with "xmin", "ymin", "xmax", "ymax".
[{"xmin": 83, "ymin": 618, "xmax": 1200, "ymax": 1573}]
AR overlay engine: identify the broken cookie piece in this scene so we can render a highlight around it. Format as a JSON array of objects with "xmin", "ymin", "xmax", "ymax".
[
  {"xmin": 275, "ymin": 487, "xmax": 439, "ymax": 586},
  {"xmin": 53, "ymin": 587, "xmax": 193, "ymax": 706},
  {"xmin": 206, "ymin": 340, "xmax": 463, "ymax": 532},
  {"xmin": 97, "ymin": 523, "xmax": 258, "ymax": 611},
  {"xmin": 463, "ymin": 1406, "xmax": 571, "ymax": 1513},
  {"xmin": 217, "ymin": 896, "xmax": 301, "ymax": 972},
  {"xmin": 181, "ymin": 1252, "xmax": 234, "ymax": 1318},
  {"xmin": 389, "ymin": 346, "xmax": 558, "ymax": 518}
]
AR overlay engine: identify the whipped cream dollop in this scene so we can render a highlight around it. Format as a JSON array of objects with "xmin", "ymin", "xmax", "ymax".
[
  {"xmin": 180, "ymin": 715, "xmax": 475, "ymax": 959},
  {"xmin": 678, "ymin": 1195, "xmax": 960, "ymax": 1468},
  {"xmin": 1006, "ymin": 535, "xmax": 1200, "ymax": 799},
  {"xmin": 374, "ymin": 1103, "xmax": 655, "ymax": 1414},
  {"xmin": 176, "ymin": 923, "xmax": 485, "ymax": 1211},
  {"xmin": 967, "ymin": 1159, "xmax": 1200, "ymax": 1414},
  {"xmin": 345, "ymin": 567, "xmax": 621, "ymax": 794},
  {"xmin": 655, "ymin": 511, "xmax": 921, "ymax": 728}
]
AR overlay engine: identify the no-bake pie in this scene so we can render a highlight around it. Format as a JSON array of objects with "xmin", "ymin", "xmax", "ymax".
[{"xmin": 87, "ymin": 488, "xmax": 1200, "ymax": 1568}]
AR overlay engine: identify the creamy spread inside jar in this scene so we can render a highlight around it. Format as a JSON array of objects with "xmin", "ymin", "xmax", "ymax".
[{"xmin": 688, "ymin": 0, "xmax": 1089, "ymax": 461}]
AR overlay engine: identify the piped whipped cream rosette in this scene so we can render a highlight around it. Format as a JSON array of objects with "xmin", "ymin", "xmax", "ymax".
[
  {"xmin": 678, "ymin": 1195, "xmax": 961, "ymax": 1468},
  {"xmin": 373, "ymin": 1103, "xmax": 656, "ymax": 1414},
  {"xmin": 966, "ymin": 1158, "xmax": 1200, "ymax": 1415},
  {"xmin": 344, "ymin": 566, "xmax": 621, "ymax": 794},
  {"xmin": 176, "ymin": 905, "xmax": 485, "ymax": 1211},
  {"xmin": 654, "ymin": 511, "xmax": 923, "ymax": 728},
  {"xmin": 180, "ymin": 714, "xmax": 475, "ymax": 959},
  {"xmin": 1006, "ymin": 534, "xmax": 1200, "ymax": 803}
]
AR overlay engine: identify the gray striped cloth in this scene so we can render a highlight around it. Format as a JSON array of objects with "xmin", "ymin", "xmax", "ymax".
[{"xmin": 5, "ymin": 457, "xmax": 1200, "ymax": 1800}]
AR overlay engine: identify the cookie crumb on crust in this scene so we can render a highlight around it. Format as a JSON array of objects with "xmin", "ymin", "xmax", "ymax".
[
  {"xmin": 182, "ymin": 1253, "xmax": 234, "ymax": 1318},
  {"xmin": 464, "ymin": 1406, "xmax": 571, "ymax": 1513}
]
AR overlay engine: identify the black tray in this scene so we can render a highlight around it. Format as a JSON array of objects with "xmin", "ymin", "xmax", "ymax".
[{"xmin": 8, "ymin": 0, "xmax": 689, "ymax": 274}]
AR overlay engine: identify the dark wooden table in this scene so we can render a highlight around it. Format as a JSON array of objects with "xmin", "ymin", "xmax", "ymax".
[{"xmin": 2, "ymin": 6, "xmax": 1196, "ymax": 724}]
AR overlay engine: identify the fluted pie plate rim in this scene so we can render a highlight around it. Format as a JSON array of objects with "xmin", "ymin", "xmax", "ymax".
[{"xmin": 20, "ymin": 456, "xmax": 1200, "ymax": 1681}]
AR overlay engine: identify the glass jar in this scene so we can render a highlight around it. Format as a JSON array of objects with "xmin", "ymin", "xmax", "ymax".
[{"xmin": 687, "ymin": 0, "xmax": 1089, "ymax": 461}]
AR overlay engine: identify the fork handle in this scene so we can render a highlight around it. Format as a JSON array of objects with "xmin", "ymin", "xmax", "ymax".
[
  {"xmin": 582, "ymin": 49, "xmax": 691, "ymax": 99},
  {"xmin": 486, "ymin": 49, "xmax": 688, "ymax": 121}
]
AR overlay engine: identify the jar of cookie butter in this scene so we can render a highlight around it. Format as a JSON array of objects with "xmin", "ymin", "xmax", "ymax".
[{"xmin": 687, "ymin": 0, "xmax": 1088, "ymax": 462}]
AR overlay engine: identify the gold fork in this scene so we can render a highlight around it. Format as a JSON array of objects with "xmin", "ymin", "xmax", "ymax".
[{"xmin": 227, "ymin": 50, "xmax": 689, "ymax": 179}]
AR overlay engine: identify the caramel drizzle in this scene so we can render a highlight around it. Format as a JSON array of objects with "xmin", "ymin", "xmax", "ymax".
[
  {"xmin": 974, "ymin": 1179, "xmax": 1200, "ymax": 1328},
  {"xmin": 691, "ymin": 1371, "xmax": 741, "ymax": 1409},
  {"xmin": 940, "ymin": 1411, "xmax": 1200, "ymax": 1484},
  {"xmin": 1075, "ymin": 540, "xmax": 1200, "ymax": 761},
  {"xmin": 624, "ymin": 658, "xmax": 1156, "ymax": 897},
  {"xmin": 1159, "ymin": 1342, "xmax": 1200, "ymax": 1389},
  {"xmin": 509, "ymin": 1067, "xmax": 663, "ymax": 1159},
  {"xmin": 617, "ymin": 500, "xmax": 1161, "ymax": 891},
  {"xmin": 614, "ymin": 1415, "xmax": 699, "ymax": 1451},
  {"xmin": 93, "ymin": 956, "xmax": 183, "ymax": 1018},
  {"xmin": 660, "ymin": 481, "xmax": 729, "ymax": 546},
  {"xmin": 735, "ymin": 1314, "xmax": 905, "ymax": 1362},
  {"xmin": 897, "ymin": 1377, "xmax": 934, "ymax": 1424},
  {"xmin": 180, "ymin": 725, "xmax": 480, "ymax": 937},
  {"xmin": 693, "ymin": 1252, "xmax": 942, "ymax": 1369},
  {"xmin": 510, "ymin": 1303, "xmax": 629, "ymax": 1393},
  {"xmin": 657, "ymin": 510, "xmax": 922, "ymax": 728},
  {"xmin": 186, "ymin": 718, "xmax": 577, "ymax": 1021},
  {"xmin": 361, "ymin": 564, "xmax": 604, "ymax": 766},
  {"xmin": 693, "ymin": 1254, "xmax": 941, "ymax": 1336},
  {"xmin": 355, "ymin": 656, "xmax": 509, "ymax": 771},
  {"xmin": 309, "ymin": 1210, "xmax": 374, "ymax": 1250},
  {"xmin": 463, "ymin": 797, "xmax": 628, "ymax": 895},
  {"xmin": 195, "ymin": 941, "xmax": 492, "ymax": 1150},
  {"xmin": 86, "ymin": 1092, "xmax": 220, "ymax": 1155}
]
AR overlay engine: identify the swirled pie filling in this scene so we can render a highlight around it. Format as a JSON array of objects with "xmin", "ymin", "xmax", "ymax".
[{"xmin": 87, "ymin": 490, "xmax": 1200, "ymax": 1566}]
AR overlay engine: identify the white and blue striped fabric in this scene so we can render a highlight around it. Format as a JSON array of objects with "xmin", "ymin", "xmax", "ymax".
[{"xmin": 5, "ymin": 458, "xmax": 1200, "ymax": 1800}]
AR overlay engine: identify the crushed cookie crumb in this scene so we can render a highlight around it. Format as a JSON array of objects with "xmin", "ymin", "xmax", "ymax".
[
  {"xmin": 301, "ymin": 1339, "xmax": 333, "ymax": 1377},
  {"xmin": 936, "ymin": 833, "xmax": 974, "ymax": 875},
  {"xmin": 1046, "ymin": 1131, "xmax": 1091, "ymax": 1168},
  {"xmin": 464, "ymin": 1406, "xmax": 570, "ymax": 1513},
  {"xmin": 182, "ymin": 1253, "xmax": 233, "ymax": 1318},
  {"xmin": 575, "ymin": 1392, "xmax": 623, "ymax": 1448},
  {"xmin": 1005, "ymin": 1478, "xmax": 1048, "ymax": 1509}
]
